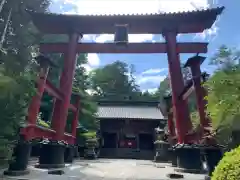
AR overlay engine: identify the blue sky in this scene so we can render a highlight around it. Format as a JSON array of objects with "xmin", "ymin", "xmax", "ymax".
[{"xmin": 49, "ymin": 0, "xmax": 240, "ymax": 92}]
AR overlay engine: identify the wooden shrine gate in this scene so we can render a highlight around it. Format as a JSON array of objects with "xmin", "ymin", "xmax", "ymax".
[{"xmin": 4, "ymin": 6, "xmax": 224, "ymax": 176}]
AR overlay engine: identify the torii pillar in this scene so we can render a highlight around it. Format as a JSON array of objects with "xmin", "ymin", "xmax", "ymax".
[
  {"xmin": 164, "ymin": 31, "xmax": 193, "ymax": 144},
  {"xmin": 185, "ymin": 55, "xmax": 223, "ymax": 176},
  {"xmin": 185, "ymin": 55, "xmax": 211, "ymax": 136},
  {"xmin": 38, "ymin": 31, "xmax": 81, "ymax": 168},
  {"xmin": 164, "ymin": 31, "xmax": 205, "ymax": 171}
]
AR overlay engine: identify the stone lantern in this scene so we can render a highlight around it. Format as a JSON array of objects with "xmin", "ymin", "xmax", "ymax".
[{"xmin": 154, "ymin": 127, "xmax": 170, "ymax": 162}]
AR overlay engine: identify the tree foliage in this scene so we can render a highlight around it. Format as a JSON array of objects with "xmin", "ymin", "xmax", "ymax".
[
  {"xmin": 212, "ymin": 145, "xmax": 240, "ymax": 180},
  {"xmin": 0, "ymin": 0, "xmax": 50, "ymax": 165},
  {"xmin": 0, "ymin": 67, "xmax": 36, "ymax": 165},
  {"xmin": 205, "ymin": 45, "xmax": 240, "ymax": 143},
  {"xmin": 89, "ymin": 61, "xmax": 164, "ymax": 102},
  {"xmin": 89, "ymin": 61, "xmax": 141, "ymax": 101},
  {"xmin": 72, "ymin": 54, "xmax": 98, "ymax": 130}
]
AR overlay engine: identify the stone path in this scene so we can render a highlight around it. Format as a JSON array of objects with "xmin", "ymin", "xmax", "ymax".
[{"xmin": 1, "ymin": 159, "xmax": 207, "ymax": 180}]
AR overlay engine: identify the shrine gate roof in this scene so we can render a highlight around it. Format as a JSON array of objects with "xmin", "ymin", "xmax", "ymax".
[
  {"xmin": 28, "ymin": 7, "xmax": 224, "ymax": 34},
  {"xmin": 96, "ymin": 101, "xmax": 165, "ymax": 120}
]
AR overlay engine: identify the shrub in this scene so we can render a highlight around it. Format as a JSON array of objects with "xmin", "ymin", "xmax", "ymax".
[
  {"xmin": 37, "ymin": 113, "xmax": 50, "ymax": 128},
  {"xmin": 82, "ymin": 131, "xmax": 96, "ymax": 139},
  {"xmin": 0, "ymin": 69, "xmax": 35, "ymax": 166},
  {"xmin": 212, "ymin": 145, "xmax": 240, "ymax": 180}
]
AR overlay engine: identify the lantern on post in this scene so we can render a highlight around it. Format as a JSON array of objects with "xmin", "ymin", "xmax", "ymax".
[
  {"xmin": 36, "ymin": 55, "xmax": 55, "ymax": 73},
  {"xmin": 201, "ymin": 72, "xmax": 210, "ymax": 82},
  {"xmin": 35, "ymin": 54, "xmax": 57, "ymax": 78},
  {"xmin": 114, "ymin": 24, "xmax": 129, "ymax": 46}
]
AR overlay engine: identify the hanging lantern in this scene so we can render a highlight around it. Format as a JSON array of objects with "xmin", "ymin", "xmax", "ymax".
[{"xmin": 114, "ymin": 24, "xmax": 129, "ymax": 45}]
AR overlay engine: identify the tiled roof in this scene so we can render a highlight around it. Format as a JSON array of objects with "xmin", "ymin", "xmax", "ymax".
[
  {"xmin": 28, "ymin": 7, "xmax": 224, "ymax": 17},
  {"xmin": 28, "ymin": 6, "xmax": 224, "ymax": 34},
  {"xmin": 97, "ymin": 106, "xmax": 165, "ymax": 120}
]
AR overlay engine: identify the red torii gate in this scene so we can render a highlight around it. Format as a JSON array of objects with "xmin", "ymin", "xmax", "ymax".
[{"xmin": 5, "ymin": 7, "xmax": 224, "ymax": 175}]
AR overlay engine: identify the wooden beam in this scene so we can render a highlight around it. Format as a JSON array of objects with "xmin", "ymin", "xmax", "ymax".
[
  {"xmin": 69, "ymin": 104, "xmax": 77, "ymax": 112},
  {"xmin": 182, "ymin": 85, "xmax": 195, "ymax": 100},
  {"xmin": 40, "ymin": 42, "xmax": 208, "ymax": 54},
  {"xmin": 45, "ymin": 80, "xmax": 63, "ymax": 101}
]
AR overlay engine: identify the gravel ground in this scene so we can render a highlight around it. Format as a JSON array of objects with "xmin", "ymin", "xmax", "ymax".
[{"xmin": 1, "ymin": 159, "xmax": 207, "ymax": 180}]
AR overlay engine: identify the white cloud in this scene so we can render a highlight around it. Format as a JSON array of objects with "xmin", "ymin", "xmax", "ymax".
[
  {"xmin": 84, "ymin": 34, "xmax": 154, "ymax": 43},
  {"xmin": 95, "ymin": 34, "xmax": 113, "ymax": 43},
  {"xmin": 56, "ymin": 0, "xmax": 210, "ymax": 15},
  {"xmin": 142, "ymin": 68, "xmax": 167, "ymax": 75},
  {"xmin": 80, "ymin": 64, "xmax": 92, "ymax": 74},
  {"xmin": 157, "ymin": 0, "xmax": 209, "ymax": 13},
  {"xmin": 137, "ymin": 75, "xmax": 166, "ymax": 85},
  {"xmin": 194, "ymin": 21, "xmax": 219, "ymax": 41},
  {"xmin": 82, "ymin": 34, "xmax": 97, "ymax": 42},
  {"xmin": 87, "ymin": 53, "xmax": 100, "ymax": 66},
  {"xmin": 128, "ymin": 34, "xmax": 154, "ymax": 43},
  {"xmin": 142, "ymin": 88, "xmax": 158, "ymax": 93}
]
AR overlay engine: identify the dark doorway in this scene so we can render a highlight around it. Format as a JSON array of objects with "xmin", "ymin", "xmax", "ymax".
[
  {"xmin": 139, "ymin": 133, "xmax": 154, "ymax": 150},
  {"xmin": 119, "ymin": 134, "xmax": 137, "ymax": 149},
  {"xmin": 102, "ymin": 132, "xmax": 117, "ymax": 148}
]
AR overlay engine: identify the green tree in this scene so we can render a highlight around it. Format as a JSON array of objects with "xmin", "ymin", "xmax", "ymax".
[
  {"xmin": 154, "ymin": 76, "xmax": 170, "ymax": 100},
  {"xmin": 71, "ymin": 54, "xmax": 98, "ymax": 130},
  {"xmin": 0, "ymin": 0, "xmax": 50, "ymax": 165},
  {"xmin": 89, "ymin": 61, "xmax": 142, "ymax": 101},
  {"xmin": 205, "ymin": 45, "xmax": 240, "ymax": 144},
  {"xmin": 210, "ymin": 45, "xmax": 240, "ymax": 71}
]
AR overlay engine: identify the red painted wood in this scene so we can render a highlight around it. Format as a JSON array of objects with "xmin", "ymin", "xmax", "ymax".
[
  {"xmin": 21, "ymin": 125, "xmax": 75, "ymax": 144},
  {"xmin": 26, "ymin": 67, "xmax": 49, "ymax": 140},
  {"xmin": 51, "ymin": 32, "xmax": 80, "ymax": 141},
  {"xmin": 69, "ymin": 104, "xmax": 77, "ymax": 112},
  {"xmin": 44, "ymin": 80, "xmax": 77, "ymax": 112},
  {"xmin": 44, "ymin": 79, "xmax": 63, "ymax": 100},
  {"xmin": 189, "ymin": 63, "xmax": 211, "ymax": 131},
  {"xmin": 63, "ymin": 132, "xmax": 75, "ymax": 144},
  {"xmin": 21, "ymin": 125, "xmax": 56, "ymax": 141},
  {"xmin": 40, "ymin": 42, "xmax": 208, "ymax": 54},
  {"xmin": 182, "ymin": 85, "xmax": 195, "ymax": 100},
  {"xmin": 165, "ymin": 32, "xmax": 193, "ymax": 144}
]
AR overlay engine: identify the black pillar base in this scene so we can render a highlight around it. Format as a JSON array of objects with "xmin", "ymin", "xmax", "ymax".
[
  {"xmin": 154, "ymin": 142, "xmax": 170, "ymax": 162},
  {"xmin": 175, "ymin": 144, "xmax": 203, "ymax": 173},
  {"xmin": 64, "ymin": 145, "xmax": 74, "ymax": 163},
  {"xmin": 74, "ymin": 146, "xmax": 80, "ymax": 158},
  {"xmin": 204, "ymin": 146, "xmax": 223, "ymax": 176},
  {"xmin": 169, "ymin": 148, "xmax": 177, "ymax": 167},
  {"xmin": 37, "ymin": 140, "xmax": 66, "ymax": 169},
  {"xmin": 3, "ymin": 169, "xmax": 30, "ymax": 176},
  {"xmin": 4, "ymin": 141, "xmax": 31, "ymax": 176},
  {"xmin": 78, "ymin": 146, "xmax": 85, "ymax": 157},
  {"xmin": 30, "ymin": 139, "xmax": 42, "ymax": 157},
  {"xmin": 31, "ymin": 144, "xmax": 41, "ymax": 157}
]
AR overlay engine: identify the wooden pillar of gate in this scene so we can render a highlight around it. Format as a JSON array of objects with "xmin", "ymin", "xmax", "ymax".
[
  {"xmin": 164, "ymin": 31, "xmax": 192, "ymax": 144},
  {"xmin": 25, "ymin": 56, "xmax": 51, "ymax": 140},
  {"xmin": 185, "ymin": 56, "xmax": 211, "ymax": 135},
  {"xmin": 51, "ymin": 32, "xmax": 81, "ymax": 141}
]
